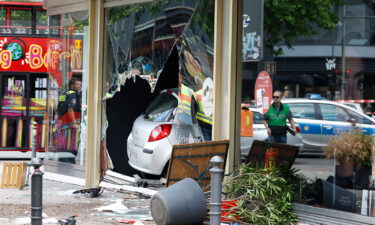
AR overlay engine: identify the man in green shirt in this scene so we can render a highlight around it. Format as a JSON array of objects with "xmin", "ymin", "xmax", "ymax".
[{"xmin": 262, "ymin": 91, "xmax": 296, "ymax": 143}]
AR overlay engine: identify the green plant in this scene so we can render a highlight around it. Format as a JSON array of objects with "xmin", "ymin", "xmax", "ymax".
[
  {"xmin": 264, "ymin": 0, "xmax": 344, "ymax": 55},
  {"xmin": 324, "ymin": 129, "xmax": 375, "ymax": 166},
  {"xmin": 223, "ymin": 165, "xmax": 302, "ymax": 225}
]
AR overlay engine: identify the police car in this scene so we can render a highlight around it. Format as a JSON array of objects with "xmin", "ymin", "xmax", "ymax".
[{"xmin": 283, "ymin": 99, "xmax": 375, "ymax": 155}]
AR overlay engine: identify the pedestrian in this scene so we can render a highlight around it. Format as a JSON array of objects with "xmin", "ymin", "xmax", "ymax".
[
  {"xmin": 56, "ymin": 77, "xmax": 82, "ymax": 164},
  {"xmin": 262, "ymin": 91, "xmax": 296, "ymax": 144}
]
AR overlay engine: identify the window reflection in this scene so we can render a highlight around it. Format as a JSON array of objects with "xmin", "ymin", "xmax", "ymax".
[
  {"xmin": 10, "ymin": 9, "xmax": 32, "ymax": 28},
  {"xmin": 242, "ymin": 0, "xmax": 375, "ymax": 218},
  {"xmin": 46, "ymin": 13, "xmax": 86, "ymax": 166}
]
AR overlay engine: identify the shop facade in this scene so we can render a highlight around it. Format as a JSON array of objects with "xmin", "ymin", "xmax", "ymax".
[{"xmin": 43, "ymin": 0, "xmax": 375, "ymax": 224}]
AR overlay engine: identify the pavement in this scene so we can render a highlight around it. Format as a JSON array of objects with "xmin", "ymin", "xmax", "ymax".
[
  {"xmin": 0, "ymin": 160, "xmax": 157, "ymax": 225},
  {"xmin": 0, "ymin": 160, "xmax": 315, "ymax": 225}
]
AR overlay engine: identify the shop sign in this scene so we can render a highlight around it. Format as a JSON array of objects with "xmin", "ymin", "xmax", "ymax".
[
  {"xmin": 0, "ymin": 37, "xmax": 83, "ymax": 86},
  {"xmin": 254, "ymin": 71, "xmax": 272, "ymax": 114},
  {"xmin": 0, "ymin": 37, "xmax": 82, "ymax": 72},
  {"xmin": 325, "ymin": 58, "xmax": 336, "ymax": 70}
]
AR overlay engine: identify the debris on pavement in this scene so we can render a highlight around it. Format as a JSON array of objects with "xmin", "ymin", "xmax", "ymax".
[
  {"xmin": 117, "ymin": 219, "xmax": 145, "ymax": 224},
  {"xmin": 96, "ymin": 199, "xmax": 129, "ymax": 214},
  {"xmin": 73, "ymin": 187, "xmax": 104, "ymax": 197},
  {"xmin": 1, "ymin": 167, "xmax": 157, "ymax": 225},
  {"xmin": 100, "ymin": 181, "xmax": 157, "ymax": 197},
  {"xmin": 57, "ymin": 215, "xmax": 77, "ymax": 225}
]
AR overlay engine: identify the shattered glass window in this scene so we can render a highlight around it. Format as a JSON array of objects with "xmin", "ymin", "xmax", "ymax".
[
  {"xmin": 104, "ymin": 0, "xmax": 215, "ymax": 175},
  {"xmin": 144, "ymin": 92, "xmax": 178, "ymax": 122}
]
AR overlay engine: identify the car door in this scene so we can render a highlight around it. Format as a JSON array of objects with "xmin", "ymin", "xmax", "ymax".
[
  {"xmin": 286, "ymin": 102, "xmax": 321, "ymax": 152},
  {"xmin": 318, "ymin": 103, "xmax": 353, "ymax": 148}
]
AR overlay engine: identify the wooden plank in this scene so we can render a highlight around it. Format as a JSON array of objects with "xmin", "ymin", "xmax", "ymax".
[
  {"xmin": 166, "ymin": 140, "xmax": 229, "ymax": 189},
  {"xmin": 10, "ymin": 163, "xmax": 19, "ymax": 188},
  {"xmin": 18, "ymin": 163, "xmax": 28, "ymax": 189},
  {"xmin": 5, "ymin": 163, "xmax": 13, "ymax": 189},
  {"xmin": 1, "ymin": 162, "xmax": 9, "ymax": 188}
]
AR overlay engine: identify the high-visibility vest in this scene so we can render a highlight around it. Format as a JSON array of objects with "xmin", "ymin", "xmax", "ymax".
[
  {"xmin": 195, "ymin": 89, "xmax": 212, "ymax": 125},
  {"xmin": 177, "ymin": 84, "xmax": 193, "ymax": 115}
]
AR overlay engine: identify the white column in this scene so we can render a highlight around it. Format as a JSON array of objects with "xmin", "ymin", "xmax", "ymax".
[
  {"xmin": 86, "ymin": 0, "xmax": 104, "ymax": 188},
  {"xmin": 213, "ymin": 0, "xmax": 243, "ymax": 173}
]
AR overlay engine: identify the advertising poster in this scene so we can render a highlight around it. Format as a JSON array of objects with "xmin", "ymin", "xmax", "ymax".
[
  {"xmin": 242, "ymin": 0, "xmax": 263, "ymax": 61},
  {"xmin": 254, "ymin": 71, "xmax": 272, "ymax": 114}
]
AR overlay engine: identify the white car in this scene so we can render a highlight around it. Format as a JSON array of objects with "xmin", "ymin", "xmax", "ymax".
[
  {"xmin": 127, "ymin": 89, "xmax": 202, "ymax": 176},
  {"xmin": 283, "ymin": 99, "xmax": 375, "ymax": 155},
  {"xmin": 240, "ymin": 107, "xmax": 303, "ymax": 160}
]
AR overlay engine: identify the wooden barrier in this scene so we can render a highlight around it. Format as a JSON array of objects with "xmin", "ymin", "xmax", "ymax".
[
  {"xmin": 166, "ymin": 140, "xmax": 230, "ymax": 189},
  {"xmin": 1, "ymin": 162, "xmax": 28, "ymax": 189},
  {"xmin": 245, "ymin": 140, "xmax": 299, "ymax": 170}
]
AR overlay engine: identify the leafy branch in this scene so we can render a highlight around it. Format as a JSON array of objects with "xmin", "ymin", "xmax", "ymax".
[{"xmin": 264, "ymin": 0, "xmax": 344, "ymax": 55}]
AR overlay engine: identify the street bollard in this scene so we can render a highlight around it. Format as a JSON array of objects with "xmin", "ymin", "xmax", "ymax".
[
  {"xmin": 30, "ymin": 121, "xmax": 43, "ymax": 225},
  {"xmin": 209, "ymin": 156, "xmax": 224, "ymax": 225}
]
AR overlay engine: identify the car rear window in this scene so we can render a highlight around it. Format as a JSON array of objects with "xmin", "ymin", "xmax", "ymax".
[{"xmin": 144, "ymin": 92, "xmax": 178, "ymax": 122}]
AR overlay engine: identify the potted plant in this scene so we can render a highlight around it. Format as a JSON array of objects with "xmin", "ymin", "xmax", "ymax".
[
  {"xmin": 222, "ymin": 165, "xmax": 303, "ymax": 225},
  {"xmin": 324, "ymin": 129, "xmax": 374, "ymax": 180}
]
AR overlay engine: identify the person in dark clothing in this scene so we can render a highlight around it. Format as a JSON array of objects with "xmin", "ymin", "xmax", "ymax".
[
  {"xmin": 262, "ymin": 91, "xmax": 296, "ymax": 144},
  {"xmin": 56, "ymin": 78, "xmax": 82, "ymax": 164}
]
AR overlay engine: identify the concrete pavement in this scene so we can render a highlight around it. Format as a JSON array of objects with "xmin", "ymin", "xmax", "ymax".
[{"xmin": 0, "ymin": 160, "xmax": 156, "ymax": 225}]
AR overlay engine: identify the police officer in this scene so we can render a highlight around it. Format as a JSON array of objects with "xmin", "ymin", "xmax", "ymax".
[
  {"xmin": 57, "ymin": 78, "xmax": 81, "ymax": 164},
  {"xmin": 58, "ymin": 78, "xmax": 81, "ymax": 127},
  {"xmin": 262, "ymin": 91, "xmax": 296, "ymax": 144}
]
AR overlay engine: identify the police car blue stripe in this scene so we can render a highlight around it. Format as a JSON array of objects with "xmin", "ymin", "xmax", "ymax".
[{"xmin": 297, "ymin": 123, "xmax": 321, "ymax": 135}]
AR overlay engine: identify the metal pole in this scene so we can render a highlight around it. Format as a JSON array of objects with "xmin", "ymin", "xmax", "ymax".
[
  {"xmin": 341, "ymin": 3, "xmax": 346, "ymax": 100},
  {"xmin": 31, "ymin": 121, "xmax": 37, "ymax": 159},
  {"xmin": 30, "ymin": 121, "xmax": 43, "ymax": 225},
  {"xmin": 209, "ymin": 156, "xmax": 224, "ymax": 225}
]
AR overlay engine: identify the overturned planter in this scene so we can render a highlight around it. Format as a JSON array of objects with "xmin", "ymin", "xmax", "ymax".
[{"xmin": 150, "ymin": 178, "xmax": 207, "ymax": 225}]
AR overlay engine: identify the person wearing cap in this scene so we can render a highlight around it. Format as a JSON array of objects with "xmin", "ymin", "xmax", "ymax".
[{"xmin": 262, "ymin": 91, "xmax": 296, "ymax": 144}]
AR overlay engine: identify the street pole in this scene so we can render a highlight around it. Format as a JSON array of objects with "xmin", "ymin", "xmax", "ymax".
[
  {"xmin": 30, "ymin": 121, "xmax": 43, "ymax": 225},
  {"xmin": 341, "ymin": 3, "xmax": 346, "ymax": 100},
  {"xmin": 209, "ymin": 156, "xmax": 224, "ymax": 225}
]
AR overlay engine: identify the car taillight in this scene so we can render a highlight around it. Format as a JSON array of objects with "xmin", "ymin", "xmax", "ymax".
[
  {"xmin": 296, "ymin": 126, "xmax": 301, "ymax": 133},
  {"xmin": 148, "ymin": 124, "xmax": 172, "ymax": 142}
]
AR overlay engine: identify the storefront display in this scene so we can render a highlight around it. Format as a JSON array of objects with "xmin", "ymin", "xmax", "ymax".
[{"xmin": 45, "ymin": 13, "xmax": 86, "ymax": 165}]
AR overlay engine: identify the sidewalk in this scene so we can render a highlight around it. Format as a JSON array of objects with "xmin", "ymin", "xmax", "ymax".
[{"xmin": 0, "ymin": 161, "xmax": 157, "ymax": 225}]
